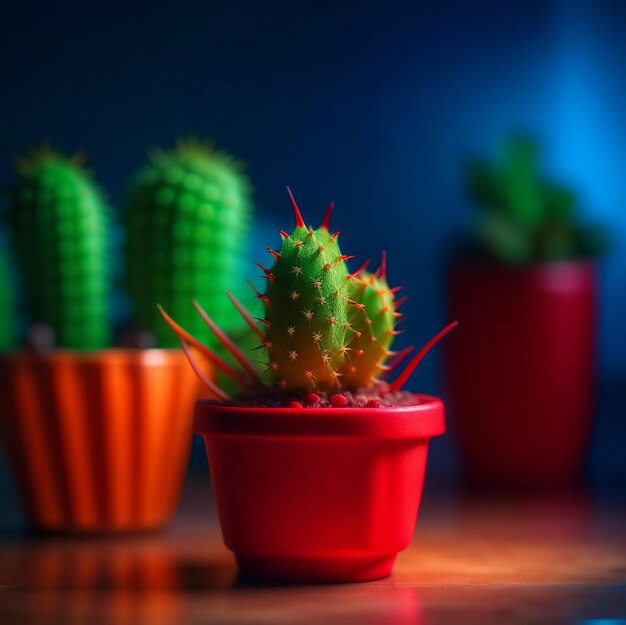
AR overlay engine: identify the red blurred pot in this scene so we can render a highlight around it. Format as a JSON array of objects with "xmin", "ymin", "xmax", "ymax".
[
  {"xmin": 445, "ymin": 260, "xmax": 597, "ymax": 489},
  {"xmin": 195, "ymin": 397, "xmax": 445, "ymax": 583}
]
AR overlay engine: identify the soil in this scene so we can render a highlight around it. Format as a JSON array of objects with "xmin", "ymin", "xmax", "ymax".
[{"xmin": 223, "ymin": 382, "xmax": 422, "ymax": 409}]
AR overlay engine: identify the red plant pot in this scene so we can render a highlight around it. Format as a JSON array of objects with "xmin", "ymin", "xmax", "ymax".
[
  {"xmin": 445, "ymin": 260, "xmax": 597, "ymax": 489},
  {"xmin": 195, "ymin": 397, "xmax": 445, "ymax": 583}
]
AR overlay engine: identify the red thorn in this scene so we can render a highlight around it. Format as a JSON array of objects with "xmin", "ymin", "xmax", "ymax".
[
  {"xmin": 378, "ymin": 251, "xmax": 387, "ymax": 280},
  {"xmin": 247, "ymin": 279, "xmax": 261, "ymax": 295},
  {"xmin": 286, "ymin": 186, "xmax": 305, "ymax": 228},
  {"xmin": 254, "ymin": 316, "xmax": 271, "ymax": 327},
  {"xmin": 192, "ymin": 300, "xmax": 262, "ymax": 383},
  {"xmin": 279, "ymin": 230, "xmax": 290, "ymax": 239},
  {"xmin": 254, "ymin": 262, "xmax": 274, "ymax": 282},
  {"xmin": 390, "ymin": 321, "xmax": 459, "ymax": 392},
  {"xmin": 331, "ymin": 230, "xmax": 341, "ymax": 241},
  {"xmin": 227, "ymin": 292, "xmax": 265, "ymax": 340},
  {"xmin": 320, "ymin": 201, "xmax": 334, "ymax": 230},
  {"xmin": 383, "ymin": 345, "xmax": 414, "ymax": 379},
  {"xmin": 348, "ymin": 258, "xmax": 371, "ymax": 280},
  {"xmin": 395, "ymin": 295, "xmax": 408, "ymax": 309},
  {"xmin": 227, "ymin": 293, "xmax": 265, "ymax": 340},
  {"xmin": 157, "ymin": 305, "xmax": 249, "ymax": 387},
  {"xmin": 390, "ymin": 285, "xmax": 403, "ymax": 294},
  {"xmin": 338, "ymin": 254, "xmax": 355, "ymax": 262},
  {"xmin": 346, "ymin": 298, "xmax": 366, "ymax": 310},
  {"xmin": 266, "ymin": 246, "xmax": 281, "ymax": 261},
  {"xmin": 180, "ymin": 341, "xmax": 230, "ymax": 401},
  {"xmin": 247, "ymin": 279, "xmax": 271, "ymax": 303}
]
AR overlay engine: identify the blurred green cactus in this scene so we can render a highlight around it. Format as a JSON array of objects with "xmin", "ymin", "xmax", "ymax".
[
  {"xmin": 7, "ymin": 148, "xmax": 111, "ymax": 349},
  {"xmin": 0, "ymin": 244, "xmax": 15, "ymax": 350},
  {"xmin": 125, "ymin": 139, "xmax": 253, "ymax": 348},
  {"xmin": 467, "ymin": 136, "xmax": 606, "ymax": 264}
]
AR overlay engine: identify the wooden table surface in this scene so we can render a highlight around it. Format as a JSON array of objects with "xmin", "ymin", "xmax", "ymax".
[{"xmin": 1, "ymin": 477, "xmax": 625, "ymax": 625}]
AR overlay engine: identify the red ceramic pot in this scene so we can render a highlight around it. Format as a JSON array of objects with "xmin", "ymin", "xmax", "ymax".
[
  {"xmin": 445, "ymin": 260, "xmax": 597, "ymax": 489},
  {"xmin": 195, "ymin": 397, "xmax": 445, "ymax": 583}
]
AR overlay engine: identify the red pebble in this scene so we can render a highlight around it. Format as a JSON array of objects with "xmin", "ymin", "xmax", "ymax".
[
  {"xmin": 330, "ymin": 394, "xmax": 348, "ymax": 408},
  {"xmin": 305, "ymin": 393, "xmax": 320, "ymax": 404},
  {"xmin": 287, "ymin": 401, "xmax": 303, "ymax": 408},
  {"xmin": 366, "ymin": 398, "xmax": 382, "ymax": 408}
]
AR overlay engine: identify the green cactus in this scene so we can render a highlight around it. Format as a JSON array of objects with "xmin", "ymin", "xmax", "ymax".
[
  {"xmin": 161, "ymin": 192, "xmax": 402, "ymax": 394},
  {"xmin": 125, "ymin": 139, "xmax": 253, "ymax": 348},
  {"xmin": 467, "ymin": 136, "xmax": 607, "ymax": 264},
  {"xmin": 7, "ymin": 148, "xmax": 111, "ymax": 349},
  {"xmin": 0, "ymin": 244, "xmax": 16, "ymax": 351},
  {"xmin": 160, "ymin": 190, "xmax": 458, "ymax": 401},
  {"xmin": 340, "ymin": 256, "xmax": 398, "ymax": 388},
  {"xmin": 259, "ymin": 197, "xmax": 402, "ymax": 392},
  {"xmin": 261, "ymin": 190, "xmax": 353, "ymax": 391}
]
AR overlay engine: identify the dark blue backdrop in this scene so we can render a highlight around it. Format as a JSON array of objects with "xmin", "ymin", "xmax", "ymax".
[{"xmin": 1, "ymin": 0, "xmax": 625, "ymax": 482}]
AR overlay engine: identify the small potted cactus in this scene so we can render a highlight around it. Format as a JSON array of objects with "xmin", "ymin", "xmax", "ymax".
[
  {"xmin": 0, "ymin": 142, "xmax": 253, "ymax": 532},
  {"xmin": 160, "ymin": 189, "xmax": 456, "ymax": 582},
  {"xmin": 445, "ymin": 136, "xmax": 606, "ymax": 489}
]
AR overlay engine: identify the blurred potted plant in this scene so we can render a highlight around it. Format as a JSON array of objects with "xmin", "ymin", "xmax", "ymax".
[
  {"xmin": 0, "ymin": 142, "xmax": 252, "ymax": 531},
  {"xmin": 445, "ymin": 136, "xmax": 606, "ymax": 489},
  {"xmin": 160, "ymin": 190, "xmax": 456, "ymax": 582},
  {"xmin": 0, "ymin": 243, "xmax": 15, "ymax": 352}
]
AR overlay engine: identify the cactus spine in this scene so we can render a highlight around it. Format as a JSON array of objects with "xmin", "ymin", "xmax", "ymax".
[
  {"xmin": 125, "ymin": 139, "xmax": 252, "ymax": 348},
  {"xmin": 8, "ymin": 148, "xmax": 110, "ymax": 349}
]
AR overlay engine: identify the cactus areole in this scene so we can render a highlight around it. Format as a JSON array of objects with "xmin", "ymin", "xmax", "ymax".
[{"xmin": 160, "ymin": 188, "xmax": 457, "ymax": 406}]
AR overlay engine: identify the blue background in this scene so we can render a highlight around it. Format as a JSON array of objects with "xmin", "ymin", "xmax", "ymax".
[{"xmin": 1, "ymin": 0, "xmax": 625, "ymax": 485}]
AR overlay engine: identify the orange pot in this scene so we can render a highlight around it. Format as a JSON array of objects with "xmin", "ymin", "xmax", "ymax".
[{"xmin": 0, "ymin": 349, "xmax": 199, "ymax": 532}]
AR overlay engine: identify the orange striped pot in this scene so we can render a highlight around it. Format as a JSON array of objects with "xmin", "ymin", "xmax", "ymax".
[{"xmin": 0, "ymin": 349, "xmax": 199, "ymax": 532}]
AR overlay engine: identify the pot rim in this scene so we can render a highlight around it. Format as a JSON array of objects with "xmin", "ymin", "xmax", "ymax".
[
  {"xmin": 195, "ymin": 395, "xmax": 445, "ymax": 440},
  {"xmin": 0, "ymin": 348, "xmax": 184, "ymax": 366}
]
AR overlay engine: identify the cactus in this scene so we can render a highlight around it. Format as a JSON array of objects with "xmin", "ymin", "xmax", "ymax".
[
  {"xmin": 0, "ymin": 244, "xmax": 15, "ymax": 350},
  {"xmin": 125, "ymin": 139, "xmax": 253, "ymax": 348},
  {"xmin": 467, "ymin": 136, "xmax": 607, "ymax": 264},
  {"xmin": 7, "ymin": 148, "xmax": 110, "ymax": 349},
  {"xmin": 260, "ymin": 189, "xmax": 354, "ymax": 391},
  {"xmin": 340, "ymin": 254, "xmax": 400, "ymax": 388},
  {"xmin": 159, "ymin": 189, "xmax": 458, "ymax": 402}
]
